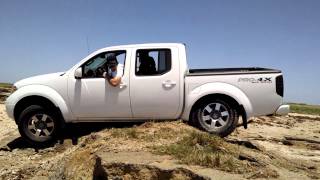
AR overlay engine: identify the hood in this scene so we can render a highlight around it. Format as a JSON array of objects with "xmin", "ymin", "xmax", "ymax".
[{"xmin": 15, "ymin": 72, "xmax": 65, "ymax": 88}]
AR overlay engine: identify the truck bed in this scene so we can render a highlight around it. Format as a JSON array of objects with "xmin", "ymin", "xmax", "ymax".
[{"xmin": 187, "ymin": 67, "xmax": 281, "ymax": 76}]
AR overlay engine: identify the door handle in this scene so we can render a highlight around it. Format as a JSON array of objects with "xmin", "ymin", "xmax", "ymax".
[{"xmin": 162, "ymin": 80, "xmax": 176, "ymax": 88}]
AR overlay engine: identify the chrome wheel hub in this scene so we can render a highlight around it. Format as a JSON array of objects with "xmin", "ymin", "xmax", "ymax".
[
  {"xmin": 201, "ymin": 102, "xmax": 230, "ymax": 130},
  {"xmin": 27, "ymin": 114, "xmax": 55, "ymax": 137},
  {"xmin": 211, "ymin": 110, "xmax": 221, "ymax": 119}
]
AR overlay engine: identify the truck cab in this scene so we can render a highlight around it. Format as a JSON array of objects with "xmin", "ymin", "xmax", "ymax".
[{"xmin": 67, "ymin": 43, "xmax": 186, "ymax": 120}]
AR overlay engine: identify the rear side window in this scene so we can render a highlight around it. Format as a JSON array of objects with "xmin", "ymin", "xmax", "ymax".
[{"xmin": 135, "ymin": 49, "xmax": 171, "ymax": 76}]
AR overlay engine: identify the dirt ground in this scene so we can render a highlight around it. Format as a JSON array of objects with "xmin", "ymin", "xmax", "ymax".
[{"xmin": 0, "ymin": 103, "xmax": 319, "ymax": 180}]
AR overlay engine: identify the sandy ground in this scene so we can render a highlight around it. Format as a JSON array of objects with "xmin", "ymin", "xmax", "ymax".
[
  {"xmin": 0, "ymin": 104, "xmax": 320, "ymax": 179},
  {"xmin": 0, "ymin": 105, "xmax": 20, "ymax": 150}
]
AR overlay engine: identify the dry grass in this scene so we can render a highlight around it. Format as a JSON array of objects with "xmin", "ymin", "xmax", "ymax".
[
  {"xmin": 0, "ymin": 83, "xmax": 13, "ymax": 103},
  {"xmin": 152, "ymin": 130, "xmax": 251, "ymax": 173},
  {"xmin": 109, "ymin": 121, "xmax": 192, "ymax": 142},
  {"xmin": 78, "ymin": 121, "xmax": 279, "ymax": 176},
  {"xmin": 110, "ymin": 127, "xmax": 139, "ymax": 139}
]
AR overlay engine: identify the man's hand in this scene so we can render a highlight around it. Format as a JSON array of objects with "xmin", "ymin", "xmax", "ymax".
[
  {"xmin": 109, "ymin": 76, "xmax": 121, "ymax": 87},
  {"xmin": 103, "ymin": 72, "xmax": 121, "ymax": 87},
  {"xmin": 102, "ymin": 72, "xmax": 109, "ymax": 79}
]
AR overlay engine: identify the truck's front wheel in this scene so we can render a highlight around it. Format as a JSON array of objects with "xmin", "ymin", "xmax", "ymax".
[
  {"xmin": 192, "ymin": 99, "xmax": 238, "ymax": 137},
  {"xmin": 18, "ymin": 105, "xmax": 59, "ymax": 145}
]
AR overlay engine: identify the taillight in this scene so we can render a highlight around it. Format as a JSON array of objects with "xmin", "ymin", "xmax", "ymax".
[{"xmin": 276, "ymin": 75, "xmax": 284, "ymax": 97}]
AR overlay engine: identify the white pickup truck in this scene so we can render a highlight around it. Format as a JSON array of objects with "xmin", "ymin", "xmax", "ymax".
[{"xmin": 5, "ymin": 43, "xmax": 289, "ymax": 144}]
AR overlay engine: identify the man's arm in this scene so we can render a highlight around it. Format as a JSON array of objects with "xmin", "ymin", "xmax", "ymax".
[
  {"xmin": 103, "ymin": 72, "xmax": 121, "ymax": 87},
  {"xmin": 108, "ymin": 76, "xmax": 121, "ymax": 87}
]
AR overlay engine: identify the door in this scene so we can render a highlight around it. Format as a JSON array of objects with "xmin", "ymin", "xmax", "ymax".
[
  {"xmin": 130, "ymin": 47, "xmax": 180, "ymax": 119},
  {"xmin": 68, "ymin": 50, "xmax": 132, "ymax": 119}
]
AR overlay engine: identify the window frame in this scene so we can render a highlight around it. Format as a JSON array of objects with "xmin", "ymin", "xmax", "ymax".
[
  {"xmin": 135, "ymin": 48, "xmax": 172, "ymax": 77},
  {"xmin": 80, "ymin": 50, "xmax": 127, "ymax": 79}
]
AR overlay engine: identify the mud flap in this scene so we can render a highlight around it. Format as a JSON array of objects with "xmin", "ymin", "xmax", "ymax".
[{"xmin": 240, "ymin": 105, "xmax": 248, "ymax": 129}]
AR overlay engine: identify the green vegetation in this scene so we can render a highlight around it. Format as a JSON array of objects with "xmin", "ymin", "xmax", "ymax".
[
  {"xmin": 153, "ymin": 130, "xmax": 249, "ymax": 173},
  {"xmin": 0, "ymin": 83, "xmax": 12, "ymax": 88},
  {"xmin": 289, "ymin": 103, "xmax": 320, "ymax": 116}
]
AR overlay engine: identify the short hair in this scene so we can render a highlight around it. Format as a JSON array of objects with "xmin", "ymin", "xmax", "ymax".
[{"xmin": 106, "ymin": 53, "xmax": 118, "ymax": 67}]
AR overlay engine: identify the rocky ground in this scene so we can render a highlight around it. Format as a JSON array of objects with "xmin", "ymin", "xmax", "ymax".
[
  {"xmin": 0, "ymin": 103, "xmax": 320, "ymax": 180},
  {"xmin": 0, "ymin": 86, "xmax": 11, "ymax": 103}
]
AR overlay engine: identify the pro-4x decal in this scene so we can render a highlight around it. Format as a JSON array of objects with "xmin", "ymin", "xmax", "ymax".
[{"xmin": 238, "ymin": 77, "xmax": 272, "ymax": 83}]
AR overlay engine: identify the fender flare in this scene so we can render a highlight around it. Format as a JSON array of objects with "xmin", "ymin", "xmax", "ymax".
[
  {"xmin": 182, "ymin": 82, "xmax": 253, "ymax": 121},
  {"xmin": 9, "ymin": 85, "xmax": 74, "ymax": 122}
]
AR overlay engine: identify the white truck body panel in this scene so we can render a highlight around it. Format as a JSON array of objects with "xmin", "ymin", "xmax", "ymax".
[
  {"xmin": 5, "ymin": 84, "xmax": 74, "ymax": 121},
  {"xmin": 182, "ymin": 82, "xmax": 254, "ymax": 120},
  {"xmin": 129, "ymin": 46, "xmax": 181, "ymax": 119},
  {"xmin": 182, "ymin": 73, "xmax": 283, "ymax": 120},
  {"xmin": 67, "ymin": 49, "xmax": 132, "ymax": 119}
]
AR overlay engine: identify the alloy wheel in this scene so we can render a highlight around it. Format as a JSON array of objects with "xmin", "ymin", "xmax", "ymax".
[
  {"xmin": 201, "ymin": 102, "xmax": 230, "ymax": 130},
  {"xmin": 27, "ymin": 113, "xmax": 55, "ymax": 138}
]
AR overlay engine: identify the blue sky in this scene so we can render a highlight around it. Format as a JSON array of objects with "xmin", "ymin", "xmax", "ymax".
[{"xmin": 0, "ymin": 0, "xmax": 319, "ymax": 104}]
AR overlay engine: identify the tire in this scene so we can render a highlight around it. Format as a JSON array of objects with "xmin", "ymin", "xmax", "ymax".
[
  {"xmin": 18, "ymin": 105, "xmax": 60, "ymax": 146},
  {"xmin": 191, "ymin": 98, "xmax": 238, "ymax": 137}
]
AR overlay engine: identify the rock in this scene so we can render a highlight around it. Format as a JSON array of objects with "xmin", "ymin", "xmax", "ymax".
[
  {"xmin": 281, "ymin": 140, "xmax": 293, "ymax": 146},
  {"xmin": 50, "ymin": 149, "xmax": 108, "ymax": 180},
  {"xmin": 0, "ymin": 145, "xmax": 11, "ymax": 151},
  {"xmin": 103, "ymin": 162, "xmax": 209, "ymax": 180},
  {"xmin": 284, "ymin": 136, "xmax": 320, "ymax": 144},
  {"xmin": 246, "ymin": 168, "xmax": 279, "ymax": 179},
  {"xmin": 226, "ymin": 138, "xmax": 265, "ymax": 151},
  {"xmin": 289, "ymin": 113, "xmax": 320, "ymax": 121}
]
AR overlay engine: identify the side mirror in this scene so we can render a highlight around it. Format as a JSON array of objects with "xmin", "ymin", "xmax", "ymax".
[{"xmin": 74, "ymin": 68, "xmax": 83, "ymax": 79}]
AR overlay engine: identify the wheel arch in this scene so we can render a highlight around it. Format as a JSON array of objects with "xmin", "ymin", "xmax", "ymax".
[
  {"xmin": 9, "ymin": 85, "xmax": 74, "ymax": 123},
  {"xmin": 189, "ymin": 94, "xmax": 240, "ymax": 117},
  {"xmin": 188, "ymin": 93, "xmax": 249, "ymax": 127},
  {"xmin": 14, "ymin": 95, "xmax": 64, "ymax": 124},
  {"xmin": 182, "ymin": 82, "xmax": 253, "ymax": 123}
]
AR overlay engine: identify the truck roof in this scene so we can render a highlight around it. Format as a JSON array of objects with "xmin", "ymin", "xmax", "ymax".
[{"xmin": 102, "ymin": 43, "xmax": 185, "ymax": 49}]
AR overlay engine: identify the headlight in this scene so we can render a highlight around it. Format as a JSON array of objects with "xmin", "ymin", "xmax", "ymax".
[{"xmin": 11, "ymin": 85, "xmax": 17, "ymax": 93}]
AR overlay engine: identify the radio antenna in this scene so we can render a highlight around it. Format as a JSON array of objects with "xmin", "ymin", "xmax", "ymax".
[
  {"xmin": 86, "ymin": 35, "xmax": 90, "ymax": 54},
  {"xmin": 85, "ymin": 0, "xmax": 91, "ymax": 55}
]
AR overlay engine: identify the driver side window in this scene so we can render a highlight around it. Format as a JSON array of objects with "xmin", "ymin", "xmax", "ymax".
[{"xmin": 82, "ymin": 51, "xmax": 126, "ymax": 78}]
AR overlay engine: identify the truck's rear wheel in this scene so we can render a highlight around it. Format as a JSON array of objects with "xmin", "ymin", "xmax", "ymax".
[
  {"xmin": 192, "ymin": 99, "xmax": 238, "ymax": 137},
  {"xmin": 18, "ymin": 105, "xmax": 59, "ymax": 145}
]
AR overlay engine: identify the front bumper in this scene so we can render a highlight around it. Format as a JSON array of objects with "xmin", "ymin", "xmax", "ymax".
[
  {"xmin": 5, "ymin": 102, "xmax": 14, "ymax": 119},
  {"xmin": 275, "ymin": 104, "xmax": 290, "ymax": 115},
  {"xmin": 4, "ymin": 93, "xmax": 16, "ymax": 120}
]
